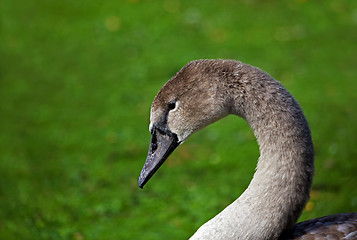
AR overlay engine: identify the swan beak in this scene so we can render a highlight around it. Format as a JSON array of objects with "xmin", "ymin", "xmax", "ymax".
[{"xmin": 138, "ymin": 128, "xmax": 179, "ymax": 188}]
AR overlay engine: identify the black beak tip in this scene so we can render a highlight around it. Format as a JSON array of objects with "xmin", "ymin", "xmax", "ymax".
[
  {"xmin": 138, "ymin": 175, "xmax": 146, "ymax": 189},
  {"xmin": 138, "ymin": 181, "xmax": 144, "ymax": 189}
]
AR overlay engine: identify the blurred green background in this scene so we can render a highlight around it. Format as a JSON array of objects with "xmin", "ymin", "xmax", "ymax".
[{"xmin": 1, "ymin": 0, "xmax": 356, "ymax": 239}]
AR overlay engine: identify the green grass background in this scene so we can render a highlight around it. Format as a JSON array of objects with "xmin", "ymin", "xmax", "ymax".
[{"xmin": 1, "ymin": 0, "xmax": 356, "ymax": 239}]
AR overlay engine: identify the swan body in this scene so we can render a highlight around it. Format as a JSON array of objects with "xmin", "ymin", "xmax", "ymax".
[{"xmin": 138, "ymin": 59, "xmax": 357, "ymax": 239}]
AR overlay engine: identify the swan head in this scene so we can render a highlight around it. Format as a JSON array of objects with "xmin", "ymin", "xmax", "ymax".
[{"xmin": 138, "ymin": 60, "xmax": 231, "ymax": 188}]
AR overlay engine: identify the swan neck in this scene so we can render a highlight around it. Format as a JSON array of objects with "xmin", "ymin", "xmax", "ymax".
[
  {"xmin": 232, "ymin": 75, "xmax": 314, "ymax": 238},
  {"xmin": 191, "ymin": 66, "xmax": 314, "ymax": 239}
]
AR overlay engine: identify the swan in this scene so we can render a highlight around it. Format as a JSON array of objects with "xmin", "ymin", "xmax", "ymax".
[{"xmin": 137, "ymin": 59, "xmax": 357, "ymax": 239}]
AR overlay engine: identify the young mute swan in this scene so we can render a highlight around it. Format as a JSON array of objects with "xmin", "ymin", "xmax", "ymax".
[{"xmin": 138, "ymin": 59, "xmax": 357, "ymax": 239}]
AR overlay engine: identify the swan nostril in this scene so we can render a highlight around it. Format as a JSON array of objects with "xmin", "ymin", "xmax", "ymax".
[
  {"xmin": 151, "ymin": 133, "xmax": 158, "ymax": 152},
  {"xmin": 152, "ymin": 142, "xmax": 157, "ymax": 152}
]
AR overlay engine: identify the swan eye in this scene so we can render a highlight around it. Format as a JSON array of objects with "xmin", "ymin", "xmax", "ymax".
[{"xmin": 168, "ymin": 101, "xmax": 176, "ymax": 110}]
